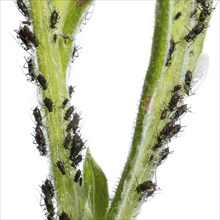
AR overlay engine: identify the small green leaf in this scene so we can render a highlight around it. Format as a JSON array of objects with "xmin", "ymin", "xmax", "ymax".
[{"xmin": 83, "ymin": 149, "xmax": 109, "ymax": 220}]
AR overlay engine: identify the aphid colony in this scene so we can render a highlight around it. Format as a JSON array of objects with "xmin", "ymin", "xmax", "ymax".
[
  {"xmin": 136, "ymin": 70, "xmax": 195, "ymax": 201},
  {"xmin": 15, "ymin": 1, "xmax": 86, "ymax": 219},
  {"xmin": 166, "ymin": 0, "xmax": 214, "ymax": 67}
]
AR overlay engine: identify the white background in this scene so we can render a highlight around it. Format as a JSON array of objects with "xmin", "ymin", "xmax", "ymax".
[{"xmin": 0, "ymin": 1, "xmax": 219, "ymax": 219}]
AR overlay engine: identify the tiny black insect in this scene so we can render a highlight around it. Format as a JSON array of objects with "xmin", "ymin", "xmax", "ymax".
[
  {"xmin": 59, "ymin": 211, "xmax": 70, "ymax": 220},
  {"xmin": 57, "ymin": 161, "xmax": 66, "ymax": 175},
  {"xmin": 74, "ymin": 169, "xmax": 81, "ymax": 182},
  {"xmin": 168, "ymin": 93, "xmax": 181, "ymax": 111},
  {"xmin": 24, "ymin": 57, "xmax": 36, "ymax": 82},
  {"xmin": 64, "ymin": 106, "xmax": 74, "ymax": 120},
  {"xmin": 33, "ymin": 107, "xmax": 43, "ymax": 126},
  {"xmin": 66, "ymin": 120, "xmax": 74, "ymax": 132},
  {"xmin": 61, "ymin": 98, "xmax": 69, "ymax": 109},
  {"xmin": 184, "ymin": 70, "xmax": 192, "ymax": 95},
  {"xmin": 72, "ymin": 113, "xmax": 80, "ymax": 133},
  {"xmin": 71, "ymin": 155, "xmax": 82, "ymax": 168},
  {"xmin": 72, "ymin": 133, "xmax": 81, "ymax": 144},
  {"xmin": 21, "ymin": 25, "xmax": 39, "ymax": 47},
  {"xmin": 50, "ymin": 10, "xmax": 59, "ymax": 29},
  {"xmin": 37, "ymin": 74, "xmax": 47, "ymax": 90},
  {"xmin": 165, "ymin": 38, "xmax": 178, "ymax": 66},
  {"xmin": 199, "ymin": 8, "xmax": 210, "ymax": 22},
  {"xmin": 41, "ymin": 179, "xmax": 54, "ymax": 197},
  {"xmin": 173, "ymin": 104, "xmax": 189, "ymax": 120},
  {"xmin": 66, "ymin": 113, "xmax": 80, "ymax": 133},
  {"xmin": 44, "ymin": 97, "xmax": 53, "ymax": 112},
  {"xmin": 35, "ymin": 125, "xmax": 44, "ymax": 138},
  {"xmin": 68, "ymin": 85, "xmax": 74, "ymax": 98},
  {"xmin": 184, "ymin": 21, "xmax": 206, "ymax": 43},
  {"xmin": 64, "ymin": 133, "xmax": 71, "ymax": 149},
  {"xmin": 160, "ymin": 109, "xmax": 169, "ymax": 120},
  {"xmin": 16, "ymin": 0, "xmax": 29, "ymax": 17},
  {"xmin": 16, "ymin": 27, "xmax": 31, "ymax": 50},
  {"xmin": 152, "ymin": 142, "xmax": 162, "ymax": 151},
  {"xmin": 52, "ymin": 34, "xmax": 57, "ymax": 43},
  {"xmin": 35, "ymin": 130, "xmax": 46, "ymax": 146},
  {"xmin": 161, "ymin": 121, "xmax": 174, "ymax": 135},
  {"xmin": 172, "ymin": 84, "xmax": 182, "ymax": 93},
  {"xmin": 70, "ymin": 142, "xmax": 84, "ymax": 161},
  {"xmin": 158, "ymin": 147, "xmax": 170, "ymax": 165},
  {"xmin": 169, "ymin": 124, "xmax": 181, "ymax": 138},
  {"xmin": 136, "ymin": 180, "xmax": 157, "ymax": 194},
  {"xmin": 174, "ymin": 11, "xmax": 182, "ymax": 20}
]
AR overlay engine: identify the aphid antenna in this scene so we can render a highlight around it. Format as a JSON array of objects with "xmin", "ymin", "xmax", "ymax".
[{"xmin": 82, "ymin": 3, "xmax": 95, "ymax": 26}]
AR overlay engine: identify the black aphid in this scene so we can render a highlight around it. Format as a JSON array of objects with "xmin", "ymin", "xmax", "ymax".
[
  {"xmin": 71, "ymin": 155, "xmax": 82, "ymax": 168},
  {"xmin": 184, "ymin": 70, "xmax": 192, "ymax": 95},
  {"xmin": 16, "ymin": 27, "xmax": 31, "ymax": 50},
  {"xmin": 74, "ymin": 169, "xmax": 81, "ymax": 182},
  {"xmin": 50, "ymin": 10, "xmax": 59, "ymax": 29},
  {"xmin": 21, "ymin": 25, "xmax": 39, "ymax": 47},
  {"xmin": 160, "ymin": 109, "xmax": 169, "ymax": 120},
  {"xmin": 53, "ymin": 34, "xmax": 57, "ymax": 43},
  {"xmin": 152, "ymin": 142, "xmax": 162, "ymax": 151},
  {"xmin": 136, "ymin": 180, "xmax": 157, "ymax": 194},
  {"xmin": 33, "ymin": 107, "xmax": 43, "ymax": 126},
  {"xmin": 184, "ymin": 21, "xmax": 206, "ymax": 42},
  {"xmin": 64, "ymin": 133, "xmax": 71, "ymax": 149},
  {"xmin": 173, "ymin": 104, "xmax": 189, "ymax": 120},
  {"xmin": 169, "ymin": 124, "xmax": 181, "ymax": 138},
  {"xmin": 68, "ymin": 85, "xmax": 74, "ymax": 98},
  {"xmin": 61, "ymin": 98, "xmax": 69, "ymax": 109},
  {"xmin": 66, "ymin": 113, "xmax": 80, "ymax": 133},
  {"xmin": 57, "ymin": 161, "xmax": 66, "ymax": 175},
  {"xmin": 165, "ymin": 38, "xmax": 178, "ymax": 66},
  {"xmin": 70, "ymin": 136, "xmax": 85, "ymax": 161},
  {"xmin": 41, "ymin": 179, "xmax": 54, "ymax": 197},
  {"xmin": 172, "ymin": 84, "xmax": 182, "ymax": 93},
  {"xmin": 174, "ymin": 11, "xmax": 182, "ymax": 20},
  {"xmin": 168, "ymin": 93, "xmax": 181, "ymax": 111},
  {"xmin": 44, "ymin": 97, "xmax": 53, "ymax": 112},
  {"xmin": 16, "ymin": 0, "xmax": 29, "ymax": 17},
  {"xmin": 72, "ymin": 113, "xmax": 80, "ymax": 133},
  {"xmin": 158, "ymin": 147, "xmax": 170, "ymax": 165},
  {"xmin": 64, "ymin": 106, "xmax": 74, "ymax": 120},
  {"xmin": 37, "ymin": 74, "xmax": 47, "ymax": 90},
  {"xmin": 35, "ymin": 130, "xmax": 46, "ymax": 146},
  {"xmin": 159, "ymin": 121, "xmax": 175, "ymax": 139},
  {"xmin": 59, "ymin": 211, "xmax": 70, "ymax": 220},
  {"xmin": 24, "ymin": 57, "xmax": 36, "ymax": 82}
]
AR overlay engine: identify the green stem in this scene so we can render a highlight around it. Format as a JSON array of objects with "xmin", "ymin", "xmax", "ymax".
[
  {"xmin": 107, "ymin": 0, "xmax": 211, "ymax": 219},
  {"xmin": 29, "ymin": 0, "xmax": 91, "ymax": 218}
]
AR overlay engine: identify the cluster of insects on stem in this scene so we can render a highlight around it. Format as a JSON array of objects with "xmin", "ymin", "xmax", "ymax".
[
  {"xmin": 134, "ymin": 0, "xmax": 212, "ymax": 203},
  {"xmin": 14, "ymin": 0, "xmax": 93, "ymax": 219}
]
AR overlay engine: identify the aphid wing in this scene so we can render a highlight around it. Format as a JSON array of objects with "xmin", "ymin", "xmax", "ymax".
[{"xmin": 192, "ymin": 53, "xmax": 209, "ymax": 91}]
